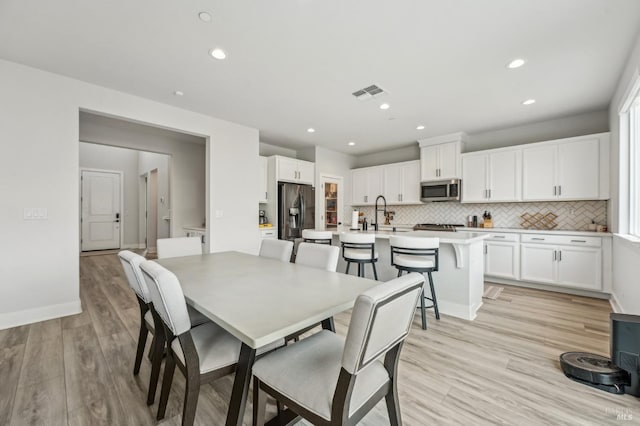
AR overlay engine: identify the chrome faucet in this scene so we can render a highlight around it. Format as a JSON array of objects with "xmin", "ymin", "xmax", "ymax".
[{"xmin": 373, "ymin": 195, "xmax": 387, "ymax": 231}]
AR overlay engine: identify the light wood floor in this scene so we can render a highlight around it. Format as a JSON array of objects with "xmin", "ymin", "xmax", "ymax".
[{"xmin": 1, "ymin": 254, "xmax": 638, "ymax": 425}]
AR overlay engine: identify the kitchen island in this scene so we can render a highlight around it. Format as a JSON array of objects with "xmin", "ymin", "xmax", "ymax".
[{"xmin": 329, "ymin": 227, "xmax": 489, "ymax": 321}]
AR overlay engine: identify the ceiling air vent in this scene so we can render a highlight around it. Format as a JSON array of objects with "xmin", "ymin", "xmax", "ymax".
[{"xmin": 352, "ymin": 84, "xmax": 388, "ymax": 100}]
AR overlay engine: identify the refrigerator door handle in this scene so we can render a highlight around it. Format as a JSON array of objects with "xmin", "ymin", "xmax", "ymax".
[{"xmin": 299, "ymin": 193, "xmax": 305, "ymax": 232}]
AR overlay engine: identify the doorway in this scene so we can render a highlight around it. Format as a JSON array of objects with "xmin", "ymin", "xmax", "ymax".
[
  {"xmin": 143, "ymin": 169, "xmax": 159, "ymax": 253},
  {"xmin": 318, "ymin": 174, "xmax": 344, "ymax": 229},
  {"xmin": 80, "ymin": 169, "xmax": 123, "ymax": 251}
]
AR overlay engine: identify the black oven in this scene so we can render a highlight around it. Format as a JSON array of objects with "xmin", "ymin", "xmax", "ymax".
[{"xmin": 420, "ymin": 179, "xmax": 461, "ymax": 202}]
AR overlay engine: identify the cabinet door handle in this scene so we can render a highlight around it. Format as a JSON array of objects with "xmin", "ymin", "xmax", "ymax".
[
  {"xmin": 364, "ymin": 195, "xmax": 368, "ymax": 203},
  {"xmin": 558, "ymin": 250, "xmax": 562, "ymax": 261},
  {"xmin": 570, "ymin": 239, "xmax": 586, "ymax": 243},
  {"xmin": 265, "ymin": 191, "xmax": 268, "ymax": 200},
  {"xmin": 553, "ymin": 250, "xmax": 557, "ymax": 261},
  {"xmin": 493, "ymin": 235, "xmax": 505, "ymax": 239},
  {"xmin": 553, "ymin": 186, "xmax": 557, "ymax": 196},
  {"xmin": 558, "ymin": 185, "xmax": 562, "ymax": 196},
  {"xmin": 484, "ymin": 245, "xmax": 488, "ymax": 254},
  {"xmin": 532, "ymin": 237, "xmax": 545, "ymax": 241},
  {"xmin": 488, "ymin": 189, "xmax": 491, "ymax": 199}
]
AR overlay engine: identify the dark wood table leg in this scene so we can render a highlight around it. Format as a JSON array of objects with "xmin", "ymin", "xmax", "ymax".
[
  {"xmin": 226, "ymin": 343, "xmax": 256, "ymax": 426},
  {"xmin": 321, "ymin": 317, "xmax": 335, "ymax": 332}
]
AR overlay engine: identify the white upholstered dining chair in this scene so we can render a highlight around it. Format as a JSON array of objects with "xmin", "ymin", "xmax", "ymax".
[
  {"xmin": 157, "ymin": 237, "xmax": 202, "ymax": 259},
  {"xmin": 118, "ymin": 250, "xmax": 209, "ymax": 406},
  {"xmin": 252, "ymin": 273, "xmax": 425, "ymax": 426},
  {"xmin": 295, "ymin": 242, "xmax": 340, "ymax": 272},
  {"xmin": 259, "ymin": 239, "xmax": 294, "ymax": 262}
]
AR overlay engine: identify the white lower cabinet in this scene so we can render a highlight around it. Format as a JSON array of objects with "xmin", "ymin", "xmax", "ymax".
[
  {"xmin": 520, "ymin": 236, "xmax": 603, "ymax": 291},
  {"xmin": 484, "ymin": 233, "xmax": 520, "ymax": 280},
  {"xmin": 467, "ymin": 229, "xmax": 610, "ymax": 294}
]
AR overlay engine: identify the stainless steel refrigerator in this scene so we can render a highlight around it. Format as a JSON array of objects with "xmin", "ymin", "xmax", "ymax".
[{"xmin": 278, "ymin": 182, "xmax": 315, "ymax": 241}]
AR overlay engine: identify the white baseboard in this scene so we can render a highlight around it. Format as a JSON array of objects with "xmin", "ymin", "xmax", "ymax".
[
  {"xmin": 0, "ymin": 300, "xmax": 82, "ymax": 330},
  {"xmin": 609, "ymin": 292, "xmax": 624, "ymax": 313},
  {"xmin": 122, "ymin": 243, "xmax": 145, "ymax": 249}
]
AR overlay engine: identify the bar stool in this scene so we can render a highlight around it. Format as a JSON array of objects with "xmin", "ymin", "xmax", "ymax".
[
  {"xmin": 301, "ymin": 229, "xmax": 333, "ymax": 245},
  {"xmin": 389, "ymin": 235, "xmax": 440, "ymax": 330},
  {"xmin": 339, "ymin": 232, "xmax": 378, "ymax": 280}
]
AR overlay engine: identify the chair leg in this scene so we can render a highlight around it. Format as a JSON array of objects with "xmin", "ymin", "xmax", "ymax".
[
  {"xmin": 134, "ymin": 323, "xmax": 148, "ymax": 375},
  {"xmin": 157, "ymin": 353, "xmax": 175, "ymax": 420},
  {"xmin": 252, "ymin": 376, "xmax": 267, "ymax": 426},
  {"xmin": 385, "ymin": 378, "xmax": 402, "ymax": 426},
  {"xmin": 372, "ymin": 262, "xmax": 378, "ymax": 281},
  {"xmin": 147, "ymin": 331, "xmax": 165, "ymax": 405},
  {"xmin": 397, "ymin": 269, "xmax": 402, "ymax": 278},
  {"xmin": 420, "ymin": 288, "xmax": 427, "ymax": 330},
  {"xmin": 428, "ymin": 272, "xmax": 440, "ymax": 320},
  {"xmin": 148, "ymin": 335, "xmax": 156, "ymax": 361},
  {"xmin": 345, "ymin": 262, "xmax": 351, "ymax": 275},
  {"xmin": 182, "ymin": 372, "xmax": 200, "ymax": 426},
  {"xmin": 358, "ymin": 263, "xmax": 362, "ymax": 277}
]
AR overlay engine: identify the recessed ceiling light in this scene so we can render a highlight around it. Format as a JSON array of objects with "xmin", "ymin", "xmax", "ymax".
[
  {"xmin": 209, "ymin": 48, "xmax": 227, "ymax": 60},
  {"xmin": 379, "ymin": 103, "xmax": 390, "ymax": 110},
  {"xmin": 522, "ymin": 99, "xmax": 536, "ymax": 105},
  {"xmin": 307, "ymin": 128, "xmax": 315, "ymax": 133},
  {"xmin": 174, "ymin": 90, "xmax": 184, "ymax": 96},
  {"xmin": 198, "ymin": 11, "xmax": 212, "ymax": 22},
  {"xmin": 416, "ymin": 125, "xmax": 425, "ymax": 130},
  {"xmin": 348, "ymin": 141, "xmax": 356, "ymax": 146},
  {"xmin": 508, "ymin": 58, "xmax": 526, "ymax": 69}
]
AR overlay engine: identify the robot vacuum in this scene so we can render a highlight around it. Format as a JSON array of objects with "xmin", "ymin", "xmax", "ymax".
[{"xmin": 560, "ymin": 313, "xmax": 639, "ymax": 397}]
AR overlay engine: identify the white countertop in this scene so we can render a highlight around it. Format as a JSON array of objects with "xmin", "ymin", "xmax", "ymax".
[
  {"xmin": 327, "ymin": 227, "xmax": 489, "ymax": 245},
  {"xmin": 458, "ymin": 227, "xmax": 612, "ymax": 237}
]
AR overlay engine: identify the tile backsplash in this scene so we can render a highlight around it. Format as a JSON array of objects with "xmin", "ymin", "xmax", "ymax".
[{"xmin": 354, "ymin": 200, "xmax": 607, "ymax": 231}]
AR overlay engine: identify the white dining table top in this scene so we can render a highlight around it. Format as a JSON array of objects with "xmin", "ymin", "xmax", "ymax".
[{"xmin": 155, "ymin": 251, "xmax": 379, "ymax": 348}]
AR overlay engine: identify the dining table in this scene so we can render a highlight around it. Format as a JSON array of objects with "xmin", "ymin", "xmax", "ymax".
[{"xmin": 155, "ymin": 250, "xmax": 380, "ymax": 426}]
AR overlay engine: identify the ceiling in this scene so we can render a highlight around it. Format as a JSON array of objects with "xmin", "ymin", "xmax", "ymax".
[{"xmin": 1, "ymin": 1, "xmax": 639, "ymax": 154}]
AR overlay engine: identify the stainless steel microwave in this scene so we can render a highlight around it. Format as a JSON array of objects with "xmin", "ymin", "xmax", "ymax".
[{"xmin": 420, "ymin": 179, "xmax": 461, "ymax": 202}]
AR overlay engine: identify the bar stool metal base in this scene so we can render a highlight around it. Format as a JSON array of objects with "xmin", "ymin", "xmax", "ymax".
[
  {"xmin": 345, "ymin": 259, "xmax": 379, "ymax": 280},
  {"xmin": 397, "ymin": 268, "xmax": 439, "ymax": 330}
]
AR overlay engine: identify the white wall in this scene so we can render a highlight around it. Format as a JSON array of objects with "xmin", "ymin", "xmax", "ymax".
[
  {"xmin": 353, "ymin": 110, "xmax": 609, "ymax": 168},
  {"xmin": 79, "ymin": 142, "xmax": 141, "ymax": 247},
  {"xmin": 608, "ymin": 32, "xmax": 640, "ymax": 315},
  {"xmin": 259, "ymin": 142, "xmax": 297, "ymax": 158},
  {"xmin": 0, "ymin": 59, "xmax": 259, "ymax": 329}
]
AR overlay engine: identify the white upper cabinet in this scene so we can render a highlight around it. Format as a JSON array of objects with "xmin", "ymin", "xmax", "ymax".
[
  {"xmin": 275, "ymin": 156, "xmax": 315, "ymax": 185},
  {"xmin": 383, "ymin": 160, "xmax": 421, "ymax": 204},
  {"xmin": 522, "ymin": 133, "xmax": 608, "ymax": 201},
  {"xmin": 258, "ymin": 156, "xmax": 268, "ymax": 203},
  {"xmin": 418, "ymin": 132, "xmax": 466, "ymax": 181},
  {"xmin": 352, "ymin": 166, "xmax": 383, "ymax": 205},
  {"xmin": 461, "ymin": 149, "xmax": 520, "ymax": 202}
]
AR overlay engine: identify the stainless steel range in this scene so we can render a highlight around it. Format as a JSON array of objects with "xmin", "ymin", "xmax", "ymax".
[{"xmin": 413, "ymin": 223, "xmax": 465, "ymax": 232}]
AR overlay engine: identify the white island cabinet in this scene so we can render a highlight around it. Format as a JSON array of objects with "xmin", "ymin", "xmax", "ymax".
[{"xmin": 330, "ymin": 228, "xmax": 489, "ymax": 321}]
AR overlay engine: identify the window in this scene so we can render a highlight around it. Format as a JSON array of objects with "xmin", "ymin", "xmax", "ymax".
[{"xmin": 620, "ymin": 74, "xmax": 640, "ymax": 238}]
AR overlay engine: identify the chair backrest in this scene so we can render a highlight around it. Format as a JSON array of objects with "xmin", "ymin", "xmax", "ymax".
[
  {"xmin": 302, "ymin": 229, "xmax": 333, "ymax": 245},
  {"xmin": 259, "ymin": 239, "xmax": 294, "ymax": 262},
  {"xmin": 389, "ymin": 235, "xmax": 439, "ymax": 269},
  {"xmin": 157, "ymin": 237, "xmax": 202, "ymax": 259},
  {"xmin": 139, "ymin": 260, "xmax": 191, "ymax": 336},
  {"xmin": 339, "ymin": 232, "xmax": 375, "ymax": 245},
  {"xmin": 296, "ymin": 242, "xmax": 340, "ymax": 272},
  {"xmin": 118, "ymin": 250, "xmax": 151, "ymax": 303},
  {"xmin": 341, "ymin": 273, "xmax": 424, "ymax": 375}
]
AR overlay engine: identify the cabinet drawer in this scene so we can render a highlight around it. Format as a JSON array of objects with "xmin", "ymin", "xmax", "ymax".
[
  {"xmin": 485, "ymin": 232, "xmax": 519, "ymax": 242},
  {"xmin": 521, "ymin": 234, "xmax": 601, "ymax": 247},
  {"xmin": 260, "ymin": 229, "xmax": 277, "ymax": 239}
]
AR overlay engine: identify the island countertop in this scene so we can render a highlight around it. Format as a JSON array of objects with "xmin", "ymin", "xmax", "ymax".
[{"xmin": 325, "ymin": 227, "xmax": 489, "ymax": 245}]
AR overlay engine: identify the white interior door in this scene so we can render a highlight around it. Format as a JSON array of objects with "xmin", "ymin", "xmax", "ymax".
[{"xmin": 81, "ymin": 170, "xmax": 121, "ymax": 251}]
